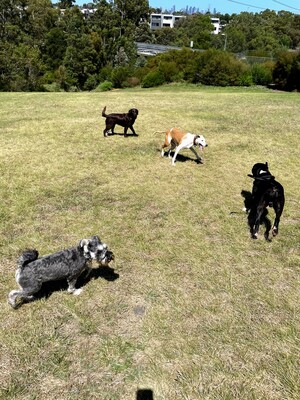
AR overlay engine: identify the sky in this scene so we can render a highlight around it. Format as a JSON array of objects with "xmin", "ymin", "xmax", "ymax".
[
  {"xmin": 71, "ymin": 1, "xmax": 300, "ymax": 14},
  {"xmin": 149, "ymin": 0, "xmax": 300, "ymax": 14}
]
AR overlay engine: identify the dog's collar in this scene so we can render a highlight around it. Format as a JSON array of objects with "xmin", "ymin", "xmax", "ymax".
[
  {"xmin": 97, "ymin": 251, "xmax": 107, "ymax": 261},
  {"xmin": 248, "ymin": 174, "xmax": 275, "ymax": 181}
]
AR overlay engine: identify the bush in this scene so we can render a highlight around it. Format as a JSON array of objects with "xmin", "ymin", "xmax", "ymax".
[
  {"xmin": 273, "ymin": 50, "xmax": 300, "ymax": 91},
  {"xmin": 99, "ymin": 65, "xmax": 113, "ymax": 82},
  {"xmin": 83, "ymin": 74, "xmax": 99, "ymax": 91},
  {"xmin": 141, "ymin": 71, "xmax": 165, "ymax": 88},
  {"xmin": 158, "ymin": 61, "xmax": 178, "ymax": 83},
  {"xmin": 185, "ymin": 49, "xmax": 248, "ymax": 86},
  {"xmin": 111, "ymin": 66, "xmax": 131, "ymax": 88},
  {"xmin": 124, "ymin": 76, "xmax": 140, "ymax": 88},
  {"xmin": 43, "ymin": 82, "xmax": 63, "ymax": 92},
  {"xmin": 94, "ymin": 81, "xmax": 113, "ymax": 92},
  {"xmin": 238, "ymin": 72, "xmax": 253, "ymax": 86},
  {"xmin": 251, "ymin": 62, "xmax": 273, "ymax": 85}
]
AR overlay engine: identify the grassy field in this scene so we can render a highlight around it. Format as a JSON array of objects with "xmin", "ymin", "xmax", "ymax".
[{"xmin": 0, "ymin": 85, "xmax": 299, "ymax": 400}]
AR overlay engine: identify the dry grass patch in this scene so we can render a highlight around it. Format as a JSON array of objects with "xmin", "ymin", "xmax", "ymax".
[{"xmin": 0, "ymin": 86, "xmax": 299, "ymax": 400}]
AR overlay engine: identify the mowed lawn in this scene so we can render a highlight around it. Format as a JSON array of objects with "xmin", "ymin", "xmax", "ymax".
[{"xmin": 0, "ymin": 85, "xmax": 299, "ymax": 400}]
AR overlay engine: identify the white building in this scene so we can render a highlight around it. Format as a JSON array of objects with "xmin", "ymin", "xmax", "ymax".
[
  {"xmin": 210, "ymin": 17, "xmax": 221, "ymax": 34},
  {"xmin": 150, "ymin": 14, "xmax": 221, "ymax": 35},
  {"xmin": 150, "ymin": 14, "xmax": 185, "ymax": 29}
]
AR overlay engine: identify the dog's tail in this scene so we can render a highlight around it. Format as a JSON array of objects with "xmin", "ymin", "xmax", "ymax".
[
  {"xmin": 102, "ymin": 106, "xmax": 108, "ymax": 118},
  {"xmin": 17, "ymin": 249, "xmax": 39, "ymax": 269}
]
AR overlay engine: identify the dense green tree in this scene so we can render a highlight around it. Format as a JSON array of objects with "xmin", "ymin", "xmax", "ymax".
[
  {"xmin": 273, "ymin": 50, "xmax": 300, "ymax": 90},
  {"xmin": 26, "ymin": 0, "xmax": 58, "ymax": 42},
  {"xmin": 57, "ymin": 0, "xmax": 75, "ymax": 8},
  {"xmin": 113, "ymin": 0, "xmax": 149, "ymax": 27},
  {"xmin": 175, "ymin": 14, "xmax": 214, "ymax": 49},
  {"xmin": 154, "ymin": 27, "xmax": 177, "ymax": 46},
  {"xmin": 43, "ymin": 27, "xmax": 67, "ymax": 70},
  {"xmin": 1, "ymin": 0, "xmax": 300, "ymax": 92},
  {"xmin": 135, "ymin": 21, "xmax": 154, "ymax": 43},
  {"xmin": 0, "ymin": 42, "xmax": 44, "ymax": 90},
  {"xmin": 185, "ymin": 48, "xmax": 248, "ymax": 86},
  {"xmin": 63, "ymin": 33, "xmax": 98, "ymax": 89},
  {"xmin": 289, "ymin": 15, "xmax": 300, "ymax": 49},
  {"xmin": 223, "ymin": 10, "xmax": 298, "ymax": 55}
]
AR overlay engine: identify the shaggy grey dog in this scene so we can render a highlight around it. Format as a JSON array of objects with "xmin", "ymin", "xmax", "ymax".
[{"xmin": 8, "ymin": 236, "xmax": 114, "ymax": 309}]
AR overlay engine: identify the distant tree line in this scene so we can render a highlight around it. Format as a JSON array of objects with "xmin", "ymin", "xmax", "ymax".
[{"xmin": 0, "ymin": 1, "xmax": 299, "ymax": 91}]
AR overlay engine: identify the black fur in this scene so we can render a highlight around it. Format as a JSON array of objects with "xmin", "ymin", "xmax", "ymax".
[
  {"xmin": 102, "ymin": 106, "xmax": 139, "ymax": 137},
  {"xmin": 244, "ymin": 162, "xmax": 285, "ymax": 240}
]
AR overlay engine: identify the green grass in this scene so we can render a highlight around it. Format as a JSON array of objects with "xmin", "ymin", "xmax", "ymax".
[{"xmin": 0, "ymin": 85, "xmax": 299, "ymax": 400}]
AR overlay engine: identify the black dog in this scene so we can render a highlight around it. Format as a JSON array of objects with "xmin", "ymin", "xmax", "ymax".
[
  {"xmin": 244, "ymin": 162, "xmax": 285, "ymax": 240},
  {"xmin": 102, "ymin": 106, "xmax": 138, "ymax": 137}
]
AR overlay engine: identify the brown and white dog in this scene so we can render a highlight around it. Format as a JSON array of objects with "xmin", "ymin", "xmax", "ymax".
[{"xmin": 161, "ymin": 127, "xmax": 207, "ymax": 166}]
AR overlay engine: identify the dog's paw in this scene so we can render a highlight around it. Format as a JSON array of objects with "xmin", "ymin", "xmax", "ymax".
[
  {"xmin": 73, "ymin": 288, "xmax": 83, "ymax": 296},
  {"xmin": 272, "ymin": 227, "xmax": 278, "ymax": 237}
]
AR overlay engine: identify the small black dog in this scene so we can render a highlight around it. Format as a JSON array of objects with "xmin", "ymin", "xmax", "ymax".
[
  {"xmin": 244, "ymin": 162, "xmax": 285, "ymax": 240},
  {"xmin": 102, "ymin": 106, "xmax": 139, "ymax": 137}
]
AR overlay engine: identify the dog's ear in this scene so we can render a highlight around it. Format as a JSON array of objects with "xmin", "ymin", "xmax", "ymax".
[
  {"xmin": 92, "ymin": 235, "xmax": 101, "ymax": 243},
  {"xmin": 79, "ymin": 239, "xmax": 93, "ymax": 258},
  {"xmin": 79, "ymin": 238, "xmax": 90, "ymax": 249}
]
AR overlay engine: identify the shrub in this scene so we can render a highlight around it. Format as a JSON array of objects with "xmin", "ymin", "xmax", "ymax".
[
  {"xmin": 273, "ymin": 50, "xmax": 300, "ymax": 91},
  {"xmin": 124, "ymin": 76, "xmax": 141, "ymax": 88},
  {"xmin": 158, "ymin": 61, "xmax": 179, "ymax": 83},
  {"xmin": 193, "ymin": 50, "xmax": 248, "ymax": 86},
  {"xmin": 238, "ymin": 72, "xmax": 253, "ymax": 86},
  {"xmin": 141, "ymin": 71, "xmax": 165, "ymax": 88},
  {"xmin": 95, "ymin": 81, "xmax": 113, "ymax": 92},
  {"xmin": 251, "ymin": 62, "xmax": 273, "ymax": 85},
  {"xmin": 111, "ymin": 66, "xmax": 131, "ymax": 88},
  {"xmin": 83, "ymin": 75, "xmax": 99, "ymax": 91},
  {"xmin": 43, "ymin": 82, "xmax": 63, "ymax": 92},
  {"xmin": 99, "ymin": 65, "xmax": 113, "ymax": 82}
]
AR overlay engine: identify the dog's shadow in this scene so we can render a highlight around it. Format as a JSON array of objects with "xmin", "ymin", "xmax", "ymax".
[
  {"xmin": 34, "ymin": 266, "xmax": 119, "ymax": 301},
  {"xmin": 161, "ymin": 151, "xmax": 203, "ymax": 164},
  {"xmin": 106, "ymin": 131, "xmax": 138, "ymax": 137}
]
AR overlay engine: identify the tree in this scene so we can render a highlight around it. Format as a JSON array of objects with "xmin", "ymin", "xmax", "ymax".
[
  {"xmin": 63, "ymin": 33, "xmax": 98, "ymax": 89},
  {"xmin": 43, "ymin": 27, "xmax": 67, "ymax": 70},
  {"xmin": 184, "ymin": 49, "xmax": 248, "ymax": 86},
  {"xmin": 57, "ymin": 0, "xmax": 75, "ymax": 9},
  {"xmin": 154, "ymin": 27, "xmax": 177, "ymax": 46},
  {"xmin": 273, "ymin": 50, "xmax": 300, "ymax": 91},
  {"xmin": 175, "ymin": 14, "xmax": 214, "ymax": 49},
  {"xmin": 113, "ymin": 0, "xmax": 149, "ymax": 27},
  {"xmin": 135, "ymin": 21, "xmax": 154, "ymax": 43},
  {"xmin": 26, "ymin": 0, "xmax": 58, "ymax": 43}
]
